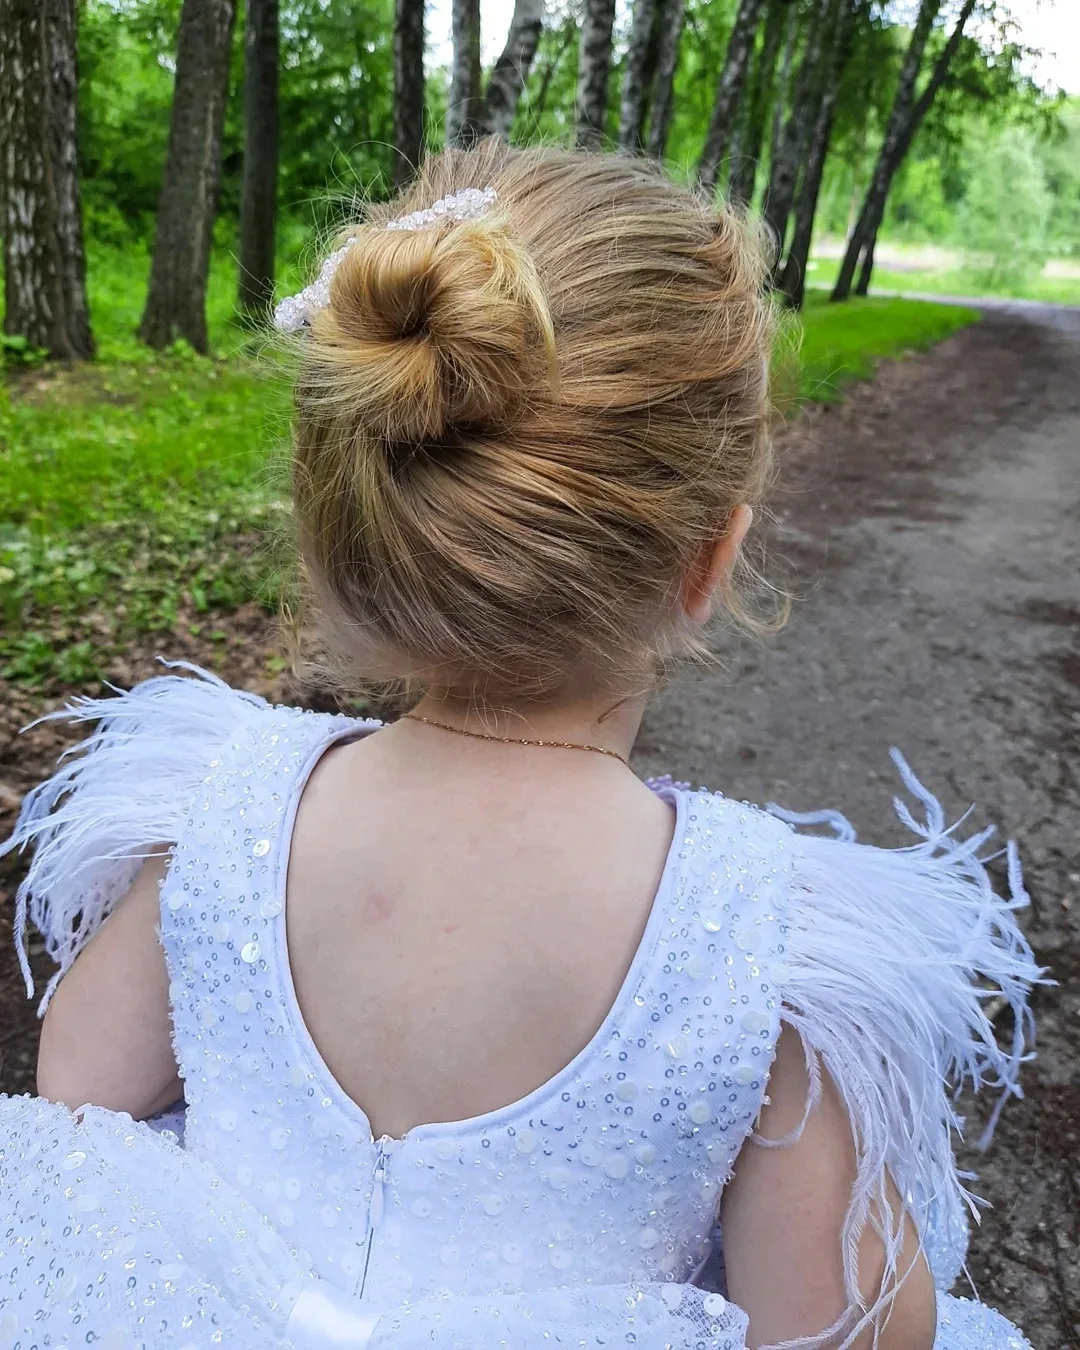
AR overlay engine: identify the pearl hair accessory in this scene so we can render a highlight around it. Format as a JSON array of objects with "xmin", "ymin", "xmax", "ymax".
[{"xmin": 272, "ymin": 185, "xmax": 498, "ymax": 334}]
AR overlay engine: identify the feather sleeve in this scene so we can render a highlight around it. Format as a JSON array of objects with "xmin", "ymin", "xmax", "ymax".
[
  {"xmin": 0, "ymin": 662, "xmax": 268, "ymax": 1013},
  {"xmin": 765, "ymin": 750, "xmax": 1046, "ymax": 1347}
]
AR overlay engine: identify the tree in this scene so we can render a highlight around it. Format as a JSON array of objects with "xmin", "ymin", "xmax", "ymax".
[
  {"xmin": 478, "ymin": 0, "xmax": 546, "ymax": 140},
  {"xmin": 238, "ymin": 0, "xmax": 279, "ymax": 313},
  {"xmin": 696, "ymin": 0, "xmax": 767, "ymax": 195},
  {"xmin": 729, "ymin": 0, "xmax": 790, "ymax": 206},
  {"xmin": 447, "ymin": 0, "xmax": 483, "ymax": 146},
  {"xmin": 762, "ymin": 0, "xmax": 835, "ymax": 258},
  {"xmin": 960, "ymin": 127, "xmax": 1052, "ymax": 291},
  {"xmin": 831, "ymin": 0, "xmax": 977, "ymax": 300},
  {"xmin": 778, "ymin": 0, "xmax": 859, "ymax": 307},
  {"xmin": 0, "ymin": 0, "xmax": 93, "ymax": 359},
  {"xmin": 139, "ymin": 0, "xmax": 236, "ymax": 352},
  {"xmin": 394, "ymin": 0, "xmax": 425, "ymax": 182},
  {"xmin": 575, "ymin": 0, "xmax": 617, "ymax": 150},
  {"xmin": 645, "ymin": 0, "xmax": 687, "ymax": 160},
  {"xmin": 619, "ymin": 0, "xmax": 660, "ymax": 152}
]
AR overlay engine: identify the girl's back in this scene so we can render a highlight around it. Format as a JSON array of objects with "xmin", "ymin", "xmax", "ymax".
[{"xmin": 288, "ymin": 724, "xmax": 674, "ymax": 1139}]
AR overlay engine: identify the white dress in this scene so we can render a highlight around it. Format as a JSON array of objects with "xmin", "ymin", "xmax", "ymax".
[{"xmin": 0, "ymin": 665, "xmax": 1040, "ymax": 1349}]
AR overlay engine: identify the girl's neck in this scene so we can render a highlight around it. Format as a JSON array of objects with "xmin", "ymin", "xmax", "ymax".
[{"xmin": 406, "ymin": 685, "xmax": 649, "ymax": 765}]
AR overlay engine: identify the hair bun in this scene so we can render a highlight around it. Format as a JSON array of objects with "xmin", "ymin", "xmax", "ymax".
[{"xmin": 306, "ymin": 217, "xmax": 556, "ymax": 444}]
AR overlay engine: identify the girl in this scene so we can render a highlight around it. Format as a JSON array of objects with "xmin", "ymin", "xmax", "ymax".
[{"xmin": 1, "ymin": 141, "xmax": 1039, "ymax": 1350}]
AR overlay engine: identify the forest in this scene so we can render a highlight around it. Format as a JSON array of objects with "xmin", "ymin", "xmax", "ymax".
[{"xmin": 0, "ymin": 0, "xmax": 1075, "ymax": 687}]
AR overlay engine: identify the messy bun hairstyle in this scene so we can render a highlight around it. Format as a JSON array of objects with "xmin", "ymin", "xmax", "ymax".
[{"xmin": 291, "ymin": 139, "xmax": 779, "ymax": 702}]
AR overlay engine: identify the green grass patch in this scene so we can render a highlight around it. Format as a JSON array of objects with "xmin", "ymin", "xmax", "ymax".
[
  {"xmin": 0, "ymin": 246, "xmax": 296, "ymax": 686},
  {"xmin": 0, "ymin": 245, "xmax": 980, "ymax": 688},
  {"xmin": 792, "ymin": 292, "xmax": 979, "ymax": 403}
]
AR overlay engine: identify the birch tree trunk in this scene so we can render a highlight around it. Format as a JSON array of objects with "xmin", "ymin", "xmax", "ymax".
[
  {"xmin": 696, "ymin": 0, "xmax": 766, "ymax": 195},
  {"xmin": 761, "ymin": 0, "xmax": 832, "ymax": 258},
  {"xmin": 618, "ymin": 0, "xmax": 659, "ymax": 152},
  {"xmin": 238, "ymin": 0, "xmax": 279, "ymax": 313},
  {"xmin": 574, "ymin": 0, "xmax": 617, "ymax": 150},
  {"xmin": 850, "ymin": 0, "xmax": 976, "ymax": 296},
  {"xmin": 728, "ymin": 0, "xmax": 789, "ymax": 207},
  {"xmin": 831, "ymin": 0, "xmax": 950, "ymax": 301},
  {"xmin": 46, "ymin": 0, "xmax": 93, "ymax": 357},
  {"xmin": 766, "ymin": 0, "xmax": 799, "ymax": 176},
  {"xmin": 478, "ymin": 0, "xmax": 545, "ymax": 140},
  {"xmin": 447, "ymin": 0, "xmax": 483, "ymax": 146},
  {"xmin": 0, "ymin": 0, "xmax": 93, "ymax": 359},
  {"xmin": 139, "ymin": 0, "xmax": 236, "ymax": 352},
  {"xmin": 645, "ymin": 0, "xmax": 686, "ymax": 160},
  {"xmin": 393, "ymin": 0, "xmax": 425, "ymax": 183},
  {"xmin": 778, "ymin": 0, "xmax": 857, "ymax": 308}
]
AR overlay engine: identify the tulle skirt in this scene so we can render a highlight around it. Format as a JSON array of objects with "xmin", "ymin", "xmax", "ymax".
[{"xmin": 0, "ymin": 1095, "xmax": 1029, "ymax": 1350}]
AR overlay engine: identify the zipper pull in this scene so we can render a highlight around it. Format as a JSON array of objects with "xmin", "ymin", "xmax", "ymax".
[{"xmin": 368, "ymin": 1134, "xmax": 399, "ymax": 1231}]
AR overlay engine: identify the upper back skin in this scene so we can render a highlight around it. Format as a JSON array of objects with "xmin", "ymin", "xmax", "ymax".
[{"xmin": 285, "ymin": 723, "xmax": 678, "ymax": 1140}]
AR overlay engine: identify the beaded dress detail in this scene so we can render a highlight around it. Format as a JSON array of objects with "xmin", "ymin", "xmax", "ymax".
[{"xmin": 0, "ymin": 668, "xmax": 1039, "ymax": 1349}]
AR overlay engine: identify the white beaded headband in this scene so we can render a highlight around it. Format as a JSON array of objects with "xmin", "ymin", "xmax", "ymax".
[{"xmin": 273, "ymin": 185, "xmax": 498, "ymax": 334}]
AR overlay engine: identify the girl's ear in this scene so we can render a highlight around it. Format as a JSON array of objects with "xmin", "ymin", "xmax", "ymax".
[{"xmin": 682, "ymin": 505, "xmax": 754, "ymax": 625}]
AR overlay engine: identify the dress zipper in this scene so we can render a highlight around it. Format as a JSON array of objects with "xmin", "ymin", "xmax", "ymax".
[{"xmin": 357, "ymin": 1134, "xmax": 400, "ymax": 1300}]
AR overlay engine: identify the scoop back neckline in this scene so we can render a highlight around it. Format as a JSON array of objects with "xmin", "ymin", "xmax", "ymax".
[{"xmin": 269, "ymin": 716, "xmax": 687, "ymax": 1146}]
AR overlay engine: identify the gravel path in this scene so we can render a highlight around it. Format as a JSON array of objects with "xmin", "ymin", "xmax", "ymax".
[{"xmin": 638, "ymin": 303, "xmax": 1080, "ymax": 1348}]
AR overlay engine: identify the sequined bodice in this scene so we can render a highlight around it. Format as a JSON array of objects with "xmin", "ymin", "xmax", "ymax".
[{"xmin": 160, "ymin": 703, "xmax": 791, "ymax": 1305}]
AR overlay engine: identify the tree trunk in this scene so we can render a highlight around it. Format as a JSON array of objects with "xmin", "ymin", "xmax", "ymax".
[
  {"xmin": 644, "ymin": 0, "xmax": 685, "ymax": 159},
  {"xmin": 46, "ymin": 0, "xmax": 93, "ymax": 357},
  {"xmin": 778, "ymin": 0, "xmax": 857, "ymax": 308},
  {"xmin": 618, "ymin": 0, "xmax": 659, "ymax": 152},
  {"xmin": 830, "ymin": 0, "xmax": 945, "ymax": 301},
  {"xmin": 766, "ymin": 0, "xmax": 799, "ymax": 175},
  {"xmin": 238, "ymin": 0, "xmax": 278, "ymax": 313},
  {"xmin": 574, "ymin": 0, "xmax": 617, "ymax": 150},
  {"xmin": 447, "ymin": 0, "xmax": 483, "ymax": 147},
  {"xmin": 0, "ymin": 0, "xmax": 93, "ymax": 359},
  {"xmin": 851, "ymin": 0, "xmax": 976, "ymax": 296},
  {"xmin": 761, "ymin": 0, "xmax": 832, "ymax": 259},
  {"xmin": 393, "ymin": 0, "xmax": 425, "ymax": 183},
  {"xmin": 728, "ymin": 0, "xmax": 789, "ymax": 207},
  {"xmin": 139, "ymin": 0, "xmax": 236, "ymax": 352},
  {"xmin": 696, "ymin": 0, "xmax": 766, "ymax": 195},
  {"xmin": 477, "ymin": 0, "xmax": 544, "ymax": 140}
]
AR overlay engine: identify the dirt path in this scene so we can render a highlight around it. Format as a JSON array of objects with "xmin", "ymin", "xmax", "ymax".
[
  {"xmin": 638, "ymin": 304, "xmax": 1080, "ymax": 1348},
  {"xmin": 1, "ymin": 305, "xmax": 1077, "ymax": 1346}
]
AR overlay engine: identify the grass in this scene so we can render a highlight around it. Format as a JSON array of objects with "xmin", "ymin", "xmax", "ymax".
[
  {"xmin": 791, "ymin": 292, "xmax": 978, "ymax": 403},
  {"xmin": 0, "ymin": 245, "xmax": 979, "ymax": 688},
  {"xmin": 806, "ymin": 255, "xmax": 1080, "ymax": 308}
]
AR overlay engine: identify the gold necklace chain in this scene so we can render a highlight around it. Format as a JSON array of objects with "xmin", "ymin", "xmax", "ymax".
[{"xmin": 402, "ymin": 713, "xmax": 631, "ymax": 766}]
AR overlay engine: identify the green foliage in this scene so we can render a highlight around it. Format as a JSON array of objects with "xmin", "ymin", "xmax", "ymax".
[
  {"xmin": 0, "ymin": 336, "xmax": 48, "ymax": 372},
  {"xmin": 1039, "ymin": 101, "xmax": 1080, "ymax": 259},
  {"xmin": 958, "ymin": 126, "xmax": 1053, "ymax": 290},
  {"xmin": 78, "ymin": 0, "xmax": 404, "ymax": 252},
  {"xmin": 512, "ymin": 13, "xmax": 581, "ymax": 146}
]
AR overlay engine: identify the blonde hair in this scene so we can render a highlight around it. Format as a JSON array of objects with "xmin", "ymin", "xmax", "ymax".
[{"xmin": 292, "ymin": 139, "xmax": 781, "ymax": 703}]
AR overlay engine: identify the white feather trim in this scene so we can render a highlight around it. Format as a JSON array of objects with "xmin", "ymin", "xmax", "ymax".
[
  {"xmin": 765, "ymin": 749, "xmax": 1046, "ymax": 1349},
  {"xmin": 1, "ymin": 662, "xmax": 268, "ymax": 1014}
]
